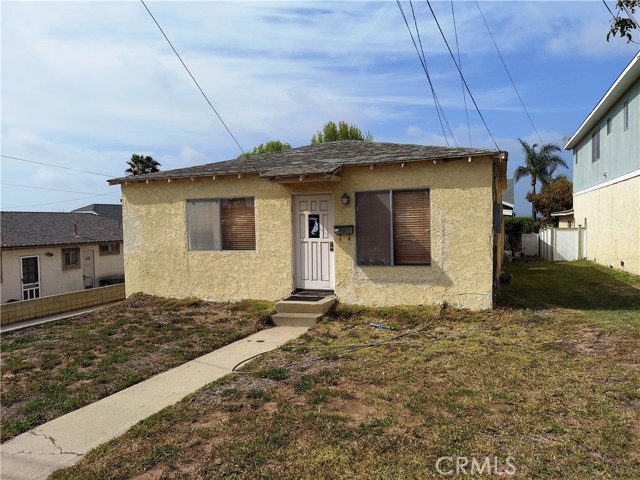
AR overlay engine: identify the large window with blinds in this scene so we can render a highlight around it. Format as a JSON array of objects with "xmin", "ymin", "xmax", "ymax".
[
  {"xmin": 187, "ymin": 198, "xmax": 256, "ymax": 251},
  {"xmin": 356, "ymin": 189, "xmax": 431, "ymax": 266}
]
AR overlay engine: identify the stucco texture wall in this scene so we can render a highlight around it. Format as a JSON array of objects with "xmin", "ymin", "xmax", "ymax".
[
  {"xmin": 574, "ymin": 175, "xmax": 640, "ymax": 275},
  {"xmin": 1, "ymin": 244, "xmax": 124, "ymax": 303},
  {"xmin": 120, "ymin": 157, "xmax": 497, "ymax": 310}
]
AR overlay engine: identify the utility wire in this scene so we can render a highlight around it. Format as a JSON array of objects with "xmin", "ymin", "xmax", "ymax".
[
  {"xmin": 1, "ymin": 183, "xmax": 120, "ymax": 197},
  {"xmin": 409, "ymin": 0, "xmax": 458, "ymax": 146},
  {"xmin": 2, "ymin": 194, "xmax": 115, "ymax": 210},
  {"xmin": 423, "ymin": 0, "xmax": 501, "ymax": 151},
  {"xmin": 601, "ymin": 0, "xmax": 640, "ymax": 44},
  {"xmin": 475, "ymin": 1, "xmax": 542, "ymax": 144},
  {"xmin": 622, "ymin": 2, "xmax": 639, "ymax": 25},
  {"xmin": 451, "ymin": 0, "xmax": 472, "ymax": 147},
  {"xmin": 396, "ymin": 0, "xmax": 454, "ymax": 146},
  {"xmin": 140, "ymin": 0, "xmax": 245, "ymax": 154},
  {"xmin": 1, "ymin": 154, "xmax": 113, "ymax": 177}
]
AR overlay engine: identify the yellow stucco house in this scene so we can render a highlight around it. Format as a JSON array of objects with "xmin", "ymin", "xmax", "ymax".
[{"xmin": 109, "ymin": 141, "xmax": 508, "ymax": 310}]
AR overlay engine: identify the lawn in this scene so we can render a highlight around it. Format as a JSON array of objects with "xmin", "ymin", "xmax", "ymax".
[
  {"xmin": 49, "ymin": 259, "xmax": 640, "ymax": 479},
  {"xmin": 0, "ymin": 294, "xmax": 274, "ymax": 442}
]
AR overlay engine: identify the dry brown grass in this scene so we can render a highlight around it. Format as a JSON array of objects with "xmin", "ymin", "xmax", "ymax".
[
  {"xmin": 1, "ymin": 293, "xmax": 274, "ymax": 442},
  {"xmin": 52, "ymin": 298, "xmax": 639, "ymax": 479}
]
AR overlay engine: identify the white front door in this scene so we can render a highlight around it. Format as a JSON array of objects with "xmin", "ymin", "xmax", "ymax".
[
  {"xmin": 294, "ymin": 195, "xmax": 335, "ymax": 290},
  {"xmin": 82, "ymin": 250, "xmax": 95, "ymax": 289}
]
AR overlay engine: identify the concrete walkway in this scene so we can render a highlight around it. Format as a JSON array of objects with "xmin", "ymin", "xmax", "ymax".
[{"xmin": 0, "ymin": 326, "xmax": 309, "ymax": 480}]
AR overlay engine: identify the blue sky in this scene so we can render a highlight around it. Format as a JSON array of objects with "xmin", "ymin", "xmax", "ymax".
[{"xmin": 1, "ymin": 1, "xmax": 638, "ymax": 214}]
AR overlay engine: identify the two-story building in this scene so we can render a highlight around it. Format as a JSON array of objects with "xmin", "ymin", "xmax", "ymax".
[{"xmin": 565, "ymin": 52, "xmax": 639, "ymax": 275}]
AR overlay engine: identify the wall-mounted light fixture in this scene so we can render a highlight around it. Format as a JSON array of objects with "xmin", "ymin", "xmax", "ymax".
[
  {"xmin": 45, "ymin": 252, "xmax": 54, "ymax": 257},
  {"xmin": 341, "ymin": 193, "xmax": 350, "ymax": 205}
]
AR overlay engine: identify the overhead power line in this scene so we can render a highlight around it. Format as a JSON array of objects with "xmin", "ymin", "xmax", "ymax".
[
  {"xmin": 450, "ymin": 0, "xmax": 472, "ymax": 146},
  {"xmin": 409, "ymin": 0, "xmax": 458, "ymax": 146},
  {"xmin": 140, "ymin": 0, "xmax": 245, "ymax": 154},
  {"xmin": 423, "ymin": 0, "xmax": 501, "ymax": 151},
  {"xmin": 601, "ymin": 0, "xmax": 640, "ymax": 44},
  {"xmin": 396, "ymin": 0, "xmax": 457, "ymax": 146},
  {"xmin": 1, "ymin": 154, "xmax": 114, "ymax": 177},
  {"xmin": 475, "ymin": 1, "xmax": 542, "ymax": 144},
  {"xmin": 1, "ymin": 182, "xmax": 120, "ymax": 197}
]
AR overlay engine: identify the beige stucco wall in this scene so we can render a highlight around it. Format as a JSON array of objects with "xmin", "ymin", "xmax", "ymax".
[
  {"xmin": 573, "ymin": 175, "xmax": 640, "ymax": 275},
  {"xmin": 121, "ymin": 157, "xmax": 497, "ymax": 310},
  {"xmin": 1, "ymin": 244, "xmax": 124, "ymax": 303}
]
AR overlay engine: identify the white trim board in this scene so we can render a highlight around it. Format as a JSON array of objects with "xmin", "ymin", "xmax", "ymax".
[{"xmin": 573, "ymin": 168, "xmax": 640, "ymax": 197}]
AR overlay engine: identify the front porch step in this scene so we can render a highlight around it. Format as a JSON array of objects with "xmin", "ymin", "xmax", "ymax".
[
  {"xmin": 275, "ymin": 295, "xmax": 336, "ymax": 315},
  {"xmin": 271, "ymin": 312, "xmax": 322, "ymax": 327}
]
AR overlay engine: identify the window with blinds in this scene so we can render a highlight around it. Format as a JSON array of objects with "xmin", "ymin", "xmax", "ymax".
[
  {"xmin": 187, "ymin": 198, "xmax": 255, "ymax": 251},
  {"xmin": 221, "ymin": 198, "xmax": 256, "ymax": 250},
  {"xmin": 356, "ymin": 189, "xmax": 431, "ymax": 266}
]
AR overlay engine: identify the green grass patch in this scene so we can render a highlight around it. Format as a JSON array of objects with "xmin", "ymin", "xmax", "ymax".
[{"xmin": 500, "ymin": 257, "xmax": 640, "ymax": 328}]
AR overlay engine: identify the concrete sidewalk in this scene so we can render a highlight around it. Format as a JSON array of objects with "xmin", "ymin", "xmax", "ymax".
[{"xmin": 0, "ymin": 325, "xmax": 309, "ymax": 480}]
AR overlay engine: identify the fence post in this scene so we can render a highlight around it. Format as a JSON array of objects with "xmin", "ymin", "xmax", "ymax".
[
  {"xmin": 578, "ymin": 226, "xmax": 583, "ymax": 259},
  {"xmin": 551, "ymin": 228, "xmax": 555, "ymax": 262}
]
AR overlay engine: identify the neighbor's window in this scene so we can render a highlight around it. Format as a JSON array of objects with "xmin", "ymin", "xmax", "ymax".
[
  {"xmin": 356, "ymin": 189, "xmax": 431, "ymax": 266},
  {"xmin": 99, "ymin": 243, "xmax": 120, "ymax": 255},
  {"xmin": 624, "ymin": 100, "xmax": 629, "ymax": 131},
  {"xmin": 187, "ymin": 198, "xmax": 256, "ymax": 251},
  {"xmin": 591, "ymin": 130, "xmax": 600, "ymax": 162},
  {"xmin": 62, "ymin": 247, "xmax": 80, "ymax": 270}
]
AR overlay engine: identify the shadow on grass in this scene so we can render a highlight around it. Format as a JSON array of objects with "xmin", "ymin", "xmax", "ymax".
[{"xmin": 499, "ymin": 258, "xmax": 640, "ymax": 311}]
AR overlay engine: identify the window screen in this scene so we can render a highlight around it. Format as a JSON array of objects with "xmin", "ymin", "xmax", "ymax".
[
  {"xmin": 356, "ymin": 191, "xmax": 391, "ymax": 266},
  {"xmin": 187, "ymin": 198, "xmax": 254, "ymax": 251},
  {"xmin": 187, "ymin": 200, "xmax": 220, "ymax": 250}
]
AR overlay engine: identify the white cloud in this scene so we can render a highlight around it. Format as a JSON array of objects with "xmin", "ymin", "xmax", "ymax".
[{"xmin": 1, "ymin": 0, "xmax": 636, "ymax": 212}]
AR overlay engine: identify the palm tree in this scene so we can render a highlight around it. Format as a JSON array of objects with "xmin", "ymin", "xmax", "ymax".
[
  {"xmin": 514, "ymin": 139, "xmax": 567, "ymax": 219},
  {"xmin": 125, "ymin": 154, "xmax": 160, "ymax": 176}
]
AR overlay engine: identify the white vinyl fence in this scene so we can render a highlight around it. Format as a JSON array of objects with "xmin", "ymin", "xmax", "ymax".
[
  {"xmin": 521, "ymin": 234, "xmax": 539, "ymax": 256},
  {"xmin": 538, "ymin": 227, "xmax": 587, "ymax": 262}
]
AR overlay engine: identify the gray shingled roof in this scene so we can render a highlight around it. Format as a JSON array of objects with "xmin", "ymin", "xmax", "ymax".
[
  {"xmin": 1, "ymin": 212, "xmax": 123, "ymax": 249},
  {"xmin": 109, "ymin": 141, "xmax": 504, "ymax": 184},
  {"xmin": 71, "ymin": 204, "xmax": 122, "ymax": 222}
]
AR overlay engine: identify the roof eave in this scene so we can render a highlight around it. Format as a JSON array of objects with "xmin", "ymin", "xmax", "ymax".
[{"xmin": 565, "ymin": 52, "xmax": 640, "ymax": 150}]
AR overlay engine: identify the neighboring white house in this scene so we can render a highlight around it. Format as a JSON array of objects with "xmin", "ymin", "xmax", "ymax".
[
  {"xmin": 502, "ymin": 179, "xmax": 515, "ymax": 217},
  {"xmin": 564, "ymin": 52, "xmax": 640, "ymax": 275},
  {"xmin": 1, "ymin": 211, "xmax": 124, "ymax": 303}
]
